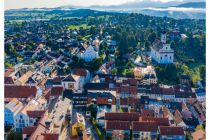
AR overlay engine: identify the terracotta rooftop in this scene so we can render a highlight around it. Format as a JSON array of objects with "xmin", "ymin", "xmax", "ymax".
[
  {"xmin": 106, "ymin": 121, "xmax": 130, "ymax": 130},
  {"xmin": 42, "ymin": 133, "xmax": 59, "ymax": 140},
  {"xmin": 27, "ymin": 110, "xmax": 46, "ymax": 118},
  {"xmin": 4, "ymin": 77, "xmax": 14, "ymax": 84},
  {"xmin": 72, "ymin": 68, "xmax": 87, "ymax": 76},
  {"xmin": 132, "ymin": 121, "xmax": 158, "ymax": 132},
  {"xmin": 22, "ymin": 126, "xmax": 37, "ymax": 135},
  {"xmin": 159, "ymin": 126, "xmax": 185, "ymax": 136},
  {"xmin": 51, "ymin": 87, "xmax": 63, "ymax": 96},
  {"xmin": 141, "ymin": 117, "xmax": 170, "ymax": 126},
  {"xmin": 141, "ymin": 109, "xmax": 154, "ymax": 117},
  {"xmin": 105, "ymin": 112, "xmax": 139, "ymax": 121},
  {"xmin": 5, "ymin": 85, "xmax": 37, "ymax": 98},
  {"xmin": 120, "ymin": 97, "xmax": 139, "ymax": 106}
]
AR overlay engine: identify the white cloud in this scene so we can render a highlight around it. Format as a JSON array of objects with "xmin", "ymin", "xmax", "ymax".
[{"xmin": 146, "ymin": 7, "xmax": 205, "ymax": 13}]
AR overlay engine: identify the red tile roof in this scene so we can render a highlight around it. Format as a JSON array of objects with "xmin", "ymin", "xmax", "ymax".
[
  {"xmin": 105, "ymin": 112, "xmax": 139, "ymax": 121},
  {"xmin": 72, "ymin": 68, "xmax": 87, "ymax": 76},
  {"xmin": 159, "ymin": 126, "xmax": 185, "ymax": 136},
  {"xmin": 120, "ymin": 97, "xmax": 139, "ymax": 106},
  {"xmin": 106, "ymin": 121, "xmax": 130, "ymax": 130},
  {"xmin": 4, "ymin": 68, "xmax": 15, "ymax": 76},
  {"xmin": 53, "ymin": 77, "xmax": 62, "ymax": 84},
  {"xmin": 5, "ymin": 85, "xmax": 37, "ymax": 98},
  {"xmin": 141, "ymin": 109, "xmax": 154, "ymax": 117},
  {"xmin": 141, "ymin": 117, "xmax": 170, "ymax": 126},
  {"xmin": 22, "ymin": 126, "xmax": 37, "ymax": 135},
  {"xmin": 96, "ymin": 97, "xmax": 109, "ymax": 105},
  {"xmin": 42, "ymin": 133, "xmax": 59, "ymax": 140},
  {"xmin": 27, "ymin": 110, "xmax": 46, "ymax": 118},
  {"xmin": 51, "ymin": 87, "xmax": 63, "ymax": 96},
  {"xmin": 118, "ymin": 86, "xmax": 137, "ymax": 94},
  {"xmin": 43, "ymin": 90, "xmax": 51, "ymax": 103},
  {"xmin": 4, "ymin": 77, "xmax": 14, "ymax": 84},
  {"xmin": 132, "ymin": 121, "xmax": 158, "ymax": 132}
]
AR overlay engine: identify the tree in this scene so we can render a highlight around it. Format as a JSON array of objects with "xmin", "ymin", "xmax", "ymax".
[
  {"xmin": 199, "ymin": 65, "xmax": 205, "ymax": 81},
  {"xmin": 148, "ymin": 32, "xmax": 156, "ymax": 43},
  {"xmin": 111, "ymin": 68, "xmax": 117, "ymax": 75},
  {"xmin": 5, "ymin": 62, "xmax": 12, "ymax": 68},
  {"xmin": 87, "ymin": 104, "xmax": 97, "ymax": 119}
]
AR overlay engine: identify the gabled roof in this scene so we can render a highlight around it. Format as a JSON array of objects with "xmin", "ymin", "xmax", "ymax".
[
  {"xmin": 141, "ymin": 109, "xmax": 154, "ymax": 117},
  {"xmin": 5, "ymin": 85, "xmax": 37, "ymax": 98},
  {"xmin": 4, "ymin": 77, "xmax": 14, "ymax": 84},
  {"xmin": 105, "ymin": 112, "xmax": 139, "ymax": 121},
  {"xmin": 62, "ymin": 74, "xmax": 75, "ymax": 82},
  {"xmin": 174, "ymin": 110, "xmax": 184, "ymax": 125},
  {"xmin": 42, "ymin": 133, "xmax": 59, "ymax": 140},
  {"xmin": 22, "ymin": 126, "xmax": 37, "ymax": 135},
  {"xmin": 27, "ymin": 110, "xmax": 46, "ymax": 118},
  {"xmin": 159, "ymin": 126, "xmax": 185, "ymax": 136},
  {"xmin": 106, "ymin": 121, "xmax": 130, "ymax": 130},
  {"xmin": 53, "ymin": 77, "xmax": 62, "ymax": 85},
  {"xmin": 132, "ymin": 121, "xmax": 158, "ymax": 132},
  {"xmin": 5, "ymin": 98, "xmax": 23, "ymax": 114},
  {"xmin": 51, "ymin": 87, "xmax": 63, "ymax": 96},
  {"xmin": 72, "ymin": 68, "xmax": 87, "ymax": 76},
  {"xmin": 141, "ymin": 117, "xmax": 170, "ymax": 126}
]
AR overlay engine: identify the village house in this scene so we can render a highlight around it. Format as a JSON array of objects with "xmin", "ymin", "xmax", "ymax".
[
  {"xmin": 106, "ymin": 121, "xmax": 131, "ymax": 140},
  {"xmin": 159, "ymin": 126, "xmax": 185, "ymax": 140},
  {"xmin": 134, "ymin": 66, "xmax": 157, "ymax": 85},
  {"xmin": 174, "ymin": 110, "xmax": 187, "ymax": 129},
  {"xmin": 61, "ymin": 69, "xmax": 90, "ymax": 93},
  {"xmin": 132, "ymin": 121, "xmax": 158, "ymax": 140},
  {"xmin": 189, "ymin": 101, "xmax": 206, "ymax": 124},
  {"xmin": 5, "ymin": 85, "xmax": 38, "ymax": 102},
  {"xmin": 4, "ymin": 98, "xmax": 24, "ymax": 126},
  {"xmin": 15, "ymin": 70, "xmax": 33, "ymax": 85},
  {"xmin": 14, "ymin": 96, "xmax": 47, "ymax": 131},
  {"xmin": 24, "ymin": 97, "xmax": 71, "ymax": 140}
]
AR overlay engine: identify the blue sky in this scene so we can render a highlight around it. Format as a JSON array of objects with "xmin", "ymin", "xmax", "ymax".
[{"xmin": 5, "ymin": 0, "xmax": 202, "ymax": 10}]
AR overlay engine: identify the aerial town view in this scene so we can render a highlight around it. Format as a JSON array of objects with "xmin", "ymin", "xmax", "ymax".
[{"xmin": 4, "ymin": 0, "xmax": 206, "ymax": 140}]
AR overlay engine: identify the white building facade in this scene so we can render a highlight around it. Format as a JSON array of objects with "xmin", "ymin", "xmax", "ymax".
[{"xmin": 151, "ymin": 34, "xmax": 174, "ymax": 64}]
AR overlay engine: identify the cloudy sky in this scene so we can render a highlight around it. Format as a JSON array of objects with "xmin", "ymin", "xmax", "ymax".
[{"xmin": 5, "ymin": 0, "xmax": 202, "ymax": 10}]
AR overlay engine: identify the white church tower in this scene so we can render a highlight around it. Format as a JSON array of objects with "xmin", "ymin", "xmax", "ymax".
[{"xmin": 161, "ymin": 33, "xmax": 167, "ymax": 44}]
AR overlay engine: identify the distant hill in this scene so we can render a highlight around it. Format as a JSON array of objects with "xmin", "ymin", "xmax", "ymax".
[{"xmin": 176, "ymin": 2, "xmax": 205, "ymax": 8}]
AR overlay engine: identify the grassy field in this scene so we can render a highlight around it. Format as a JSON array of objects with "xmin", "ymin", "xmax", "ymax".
[{"xmin": 67, "ymin": 24, "xmax": 95, "ymax": 30}]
